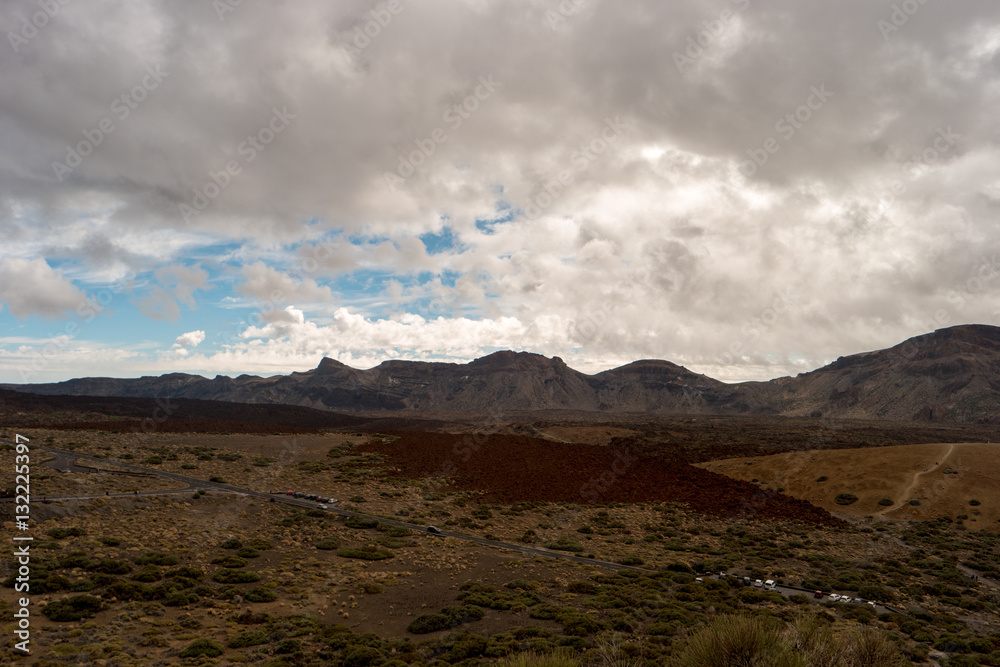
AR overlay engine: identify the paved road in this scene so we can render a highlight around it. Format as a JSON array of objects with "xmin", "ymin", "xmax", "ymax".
[
  {"xmin": 701, "ymin": 574, "xmax": 897, "ymax": 615},
  {"xmin": 18, "ymin": 446, "xmax": 649, "ymax": 573}
]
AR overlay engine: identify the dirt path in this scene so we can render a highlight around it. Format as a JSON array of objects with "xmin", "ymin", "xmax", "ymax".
[{"xmin": 877, "ymin": 443, "xmax": 956, "ymax": 517}]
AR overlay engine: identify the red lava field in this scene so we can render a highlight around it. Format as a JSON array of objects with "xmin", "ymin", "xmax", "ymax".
[{"xmin": 363, "ymin": 432, "xmax": 846, "ymax": 527}]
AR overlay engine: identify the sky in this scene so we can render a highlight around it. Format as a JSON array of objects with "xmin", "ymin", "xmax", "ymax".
[{"xmin": 2, "ymin": 0, "xmax": 1000, "ymax": 385}]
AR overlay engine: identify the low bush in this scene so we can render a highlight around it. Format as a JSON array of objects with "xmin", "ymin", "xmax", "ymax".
[
  {"xmin": 179, "ymin": 639, "xmax": 224, "ymax": 658},
  {"xmin": 544, "ymin": 537, "xmax": 584, "ymax": 553},
  {"xmin": 315, "ymin": 537, "xmax": 341, "ymax": 550},
  {"xmin": 42, "ymin": 595, "xmax": 103, "ymax": 622},
  {"xmin": 835, "ymin": 494, "xmax": 859, "ymax": 506},
  {"xmin": 135, "ymin": 552, "xmax": 179, "ymax": 566},
  {"xmin": 245, "ymin": 586, "xmax": 278, "ymax": 603},
  {"xmin": 337, "ymin": 545, "xmax": 394, "ymax": 561},
  {"xmin": 46, "ymin": 527, "xmax": 85, "ymax": 540},
  {"xmin": 213, "ymin": 569, "xmax": 261, "ymax": 584}
]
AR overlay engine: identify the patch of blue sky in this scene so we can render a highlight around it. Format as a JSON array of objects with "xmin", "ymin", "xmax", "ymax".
[
  {"xmin": 419, "ymin": 227, "xmax": 462, "ymax": 255},
  {"xmin": 475, "ymin": 201, "xmax": 516, "ymax": 234}
]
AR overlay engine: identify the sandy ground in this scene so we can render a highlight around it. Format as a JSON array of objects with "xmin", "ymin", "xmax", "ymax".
[{"xmin": 698, "ymin": 443, "xmax": 1000, "ymax": 529}]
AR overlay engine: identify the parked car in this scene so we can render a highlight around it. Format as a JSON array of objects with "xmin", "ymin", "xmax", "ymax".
[
  {"xmin": 830, "ymin": 594, "xmax": 841, "ymax": 601},
  {"xmin": 695, "ymin": 577, "xmax": 704, "ymax": 583},
  {"xmin": 318, "ymin": 504, "xmax": 327, "ymax": 509},
  {"xmin": 841, "ymin": 597, "xmax": 853, "ymax": 603},
  {"xmin": 814, "ymin": 590, "xmax": 824, "ymax": 599},
  {"xmin": 286, "ymin": 490, "xmax": 294, "ymax": 495},
  {"xmin": 764, "ymin": 580, "xmax": 776, "ymax": 590},
  {"xmin": 427, "ymin": 526, "xmax": 442, "ymax": 534},
  {"xmin": 754, "ymin": 580, "xmax": 764, "ymax": 588}
]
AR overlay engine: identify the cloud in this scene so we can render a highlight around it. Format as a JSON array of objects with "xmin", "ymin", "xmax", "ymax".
[
  {"xmin": 171, "ymin": 330, "xmax": 206, "ymax": 354},
  {"xmin": 3, "ymin": 1, "xmax": 1000, "ymax": 383},
  {"xmin": 135, "ymin": 264, "xmax": 209, "ymax": 321},
  {"xmin": 238, "ymin": 262, "xmax": 334, "ymax": 306},
  {"xmin": 0, "ymin": 258, "xmax": 88, "ymax": 320}
]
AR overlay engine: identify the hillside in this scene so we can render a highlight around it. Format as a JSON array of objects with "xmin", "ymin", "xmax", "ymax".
[{"xmin": 6, "ymin": 324, "xmax": 1000, "ymax": 422}]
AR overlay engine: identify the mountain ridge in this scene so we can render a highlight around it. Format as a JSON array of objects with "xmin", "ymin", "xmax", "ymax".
[{"xmin": 5, "ymin": 325, "xmax": 1000, "ymax": 422}]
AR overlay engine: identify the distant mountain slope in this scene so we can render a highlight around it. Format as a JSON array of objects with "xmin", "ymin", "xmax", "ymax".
[
  {"xmin": 761, "ymin": 324, "xmax": 1000, "ymax": 421},
  {"xmin": 5, "ymin": 325, "xmax": 1000, "ymax": 422}
]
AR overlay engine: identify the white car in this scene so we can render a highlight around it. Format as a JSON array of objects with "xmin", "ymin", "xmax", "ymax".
[
  {"xmin": 695, "ymin": 577, "xmax": 704, "ymax": 583},
  {"xmin": 830, "ymin": 594, "xmax": 841, "ymax": 601},
  {"xmin": 754, "ymin": 580, "xmax": 764, "ymax": 588},
  {"xmin": 764, "ymin": 580, "xmax": 776, "ymax": 590},
  {"xmin": 318, "ymin": 504, "xmax": 327, "ymax": 509}
]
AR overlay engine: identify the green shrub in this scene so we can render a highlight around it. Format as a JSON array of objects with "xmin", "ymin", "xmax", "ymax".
[
  {"xmin": 211, "ymin": 555, "xmax": 248, "ymax": 568},
  {"xmin": 337, "ymin": 545, "xmax": 394, "ymax": 560},
  {"xmin": 165, "ymin": 566, "xmax": 204, "ymax": 580},
  {"xmin": 103, "ymin": 580, "xmax": 148, "ymax": 601},
  {"xmin": 878, "ymin": 498, "xmax": 894, "ymax": 506},
  {"xmin": 344, "ymin": 516, "xmax": 379, "ymax": 529},
  {"xmin": 969, "ymin": 499, "xmax": 981, "ymax": 506},
  {"xmin": 228, "ymin": 628, "xmax": 272, "ymax": 648},
  {"xmin": 41, "ymin": 595, "xmax": 103, "ymax": 622},
  {"xmin": 94, "ymin": 559, "xmax": 132, "ymax": 575},
  {"xmin": 245, "ymin": 586, "xmax": 278, "ymax": 603},
  {"xmin": 131, "ymin": 565, "xmax": 163, "ymax": 582},
  {"xmin": 46, "ymin": 527, "xmax": 85, "ymax": 539},
  {"xmin": 566, "ymin": 582, "xmax": 597, "ymax": 595},
  {"xmin": 220, "ymin": 538, "xmax": 243, "ymax": 549},
  {"xmin": 314, "ymin": 537, "xmax": 341, "ymax": 550},
  {"xmin": 561, "ymin": 613, "xmax": 604, "ymax": 636},
  {"xmin": 213, "ymin": 569, "xmax": 261, "ymax": 584},
  {"xmin": 543, "ymin": 537, "xmax": 584, "ymax": 552},
  {"xmin": 816, "ymin": 476, "xmax": 828, "ymax": 482},
  {"xmin": 163, "ymin": 590, "xmax": 200, "ymax": 606},
  {"xmin": 247, "ymin": 538, "xmax": 273, "ymax": 550},
  {"xmin": 237, "ymin": 547, "xmax": 261, "ymax": 558},
  {"xmin": 407, "ymin": 613, "xmax": 452, "ymax": 634},
  {"xmin": 135, "ymin": 552, "xmax": 179, "ymax": 566},
  {"xmin": 342, "ymin": 646, "xmax": 383, "ymax": 667},
  {"xmin": 179, "ymin": 639, "xmax": 223, "ymax": 658},
  {"xmin": 835, "ymin": 494, "xmax": 859, "ymax": 506}
]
